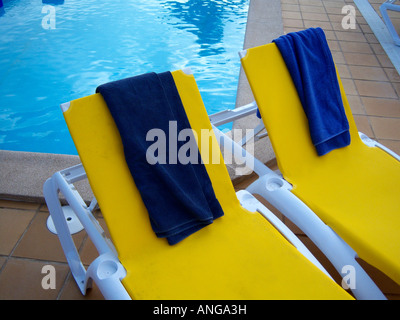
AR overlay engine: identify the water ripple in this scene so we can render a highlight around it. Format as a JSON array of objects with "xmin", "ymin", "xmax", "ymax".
[{"xmin": 0, "ymin": 0, "xmax": 249, "ymax": 154}]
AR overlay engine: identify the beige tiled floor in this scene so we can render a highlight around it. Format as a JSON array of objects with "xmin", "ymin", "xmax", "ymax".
[
  {"xmin": 0, "ymin": 200, "xmax": 105, "ymax": 300},
  {"xmin": 1, "ymin": 0, "xmax": 400, "ymax": 300}
]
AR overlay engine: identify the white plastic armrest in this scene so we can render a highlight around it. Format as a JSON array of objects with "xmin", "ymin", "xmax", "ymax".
[
  {"xmin": 236, "ymin": 190, "xmax": 332, "ymax": 279},
  {"xmin": 86, "ymin": 253, "xmax": 130, "ymax": 300},
  {"xmin": 359, "ymin": 132, "xmax": 400, "ymax": 161}
]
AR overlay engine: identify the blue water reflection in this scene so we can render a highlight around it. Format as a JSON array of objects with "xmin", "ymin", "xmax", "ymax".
[{"xmin": 0, "ymin": 0, "xmax": 248, "ymax": 154}]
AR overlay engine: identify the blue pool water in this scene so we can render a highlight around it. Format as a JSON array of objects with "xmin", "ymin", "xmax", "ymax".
[{"xmin": 0, "ymin": 0, "xmax": 248, "ymax": 155}]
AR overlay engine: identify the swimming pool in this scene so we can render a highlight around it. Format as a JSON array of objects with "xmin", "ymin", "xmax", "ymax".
[{"xmin": 0, "ymin": 0, "xmax": 249, "ymax": 155}]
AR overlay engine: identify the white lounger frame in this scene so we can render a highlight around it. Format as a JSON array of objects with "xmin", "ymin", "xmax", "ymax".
[
  {"xmin": 43, "ymin": 100, "xmax": 335, "ymax": 300},
  {"xmin": 43, "ymin": 164, "xmax": 131, "ymax": 300}
]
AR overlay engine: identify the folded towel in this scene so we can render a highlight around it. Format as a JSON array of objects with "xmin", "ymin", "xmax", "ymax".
[
  {"xmin": 273, "ymin": 28, "xmax": 350, "ymax": 156},
  {"xmin": 96, "ymin": 72, "xmax": 223, "ymax": 245}
]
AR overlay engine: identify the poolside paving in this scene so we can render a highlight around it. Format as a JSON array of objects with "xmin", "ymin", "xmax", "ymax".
[{"xmin": 0, "ymin": 0, "xmax": 400, "ymax": 300}]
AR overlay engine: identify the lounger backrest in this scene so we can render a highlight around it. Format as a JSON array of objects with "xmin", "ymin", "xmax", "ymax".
[
  {"xmin": 62, "ymin": 70, "xmax": 239, "ymax": 260},
  {"xmin": 240, "ymin": 43, "xmax": 362, "ymax": 185}
]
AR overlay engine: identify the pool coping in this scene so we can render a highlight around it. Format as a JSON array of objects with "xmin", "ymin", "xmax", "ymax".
[{"xmin": 0, "ymin": 0, "xmax": 283, "ymax": 204}]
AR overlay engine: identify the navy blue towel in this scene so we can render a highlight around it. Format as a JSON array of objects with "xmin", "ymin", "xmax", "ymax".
[
  {"xmin": 273, "ymin": 28, "xmax": 350, "ymax": 156},
  {"xmin": 96, "ymin": 72, "xmax": 223, "ymax": 245}
]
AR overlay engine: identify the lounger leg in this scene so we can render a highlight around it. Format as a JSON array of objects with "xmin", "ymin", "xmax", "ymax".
[
  {"xmin": 247, "ymin": 174, "xmax": 387, "ymax": 300},
  {"xmin": 43, "ymin": 176, "xmax": 88, "ymax": 294}
]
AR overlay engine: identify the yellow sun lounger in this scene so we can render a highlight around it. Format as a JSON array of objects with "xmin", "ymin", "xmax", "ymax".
[
  {"xmin": 240, "ymin": 41, "xmax": 400, "ymax": 300},
  {"xmin": 43, "ymin": 69, "xmax": 351, "ymax": 300}
]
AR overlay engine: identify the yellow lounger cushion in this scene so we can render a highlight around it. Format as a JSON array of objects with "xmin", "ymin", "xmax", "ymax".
[
  {"xmin": 241, "ymin": 43, "xmax": 400, "ymax": 285},
  {"xmin": 63, "ymin": 70, "xmax": 351, "ymax": 299}
]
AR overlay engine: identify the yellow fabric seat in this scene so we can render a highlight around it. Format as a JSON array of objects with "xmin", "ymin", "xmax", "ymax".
[
  {"xmin": 240, "ymin": 43, "xmax": 400, "ymax": 286},
  {"xmin": 63, "ymin": 70, "xmax": 351, "ymax": 299}
]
